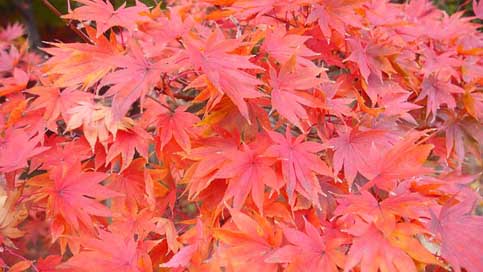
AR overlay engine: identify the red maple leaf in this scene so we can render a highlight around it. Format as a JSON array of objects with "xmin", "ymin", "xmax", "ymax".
[
  {"xmin": 262, "ymin": 27, "xmax": 319, "ymax": 68},
  {"xmin": 0, "ymin": 68, "xmax": 28, "ymax": 96},
  {"xmin": 344, "ymin": 224, "xmax": 428, "ymax": 272},
  {"xmin": 182, "ymin": 30, "xmax": 263, "ymax": 120},
  {"xmin": 28, "ymin": 163, "xmax": 120, "ymax": 230},
  {"xmin": 106, "ymin": 158, "xmax": 147, "ymax": 212},
  {"xmin": 145, "ymin": 101, "xmax": 200, "ymax": 152},
  {"xmin": 101, "ymin": 40, "xmax": 177, "ymax": 119},
  {"xmin": 307, "ymin": 0, "xmax": 364, "ymax": 40},
  {"xmin": 417, "ymin": 74, "xmax": 464, "ymax": 120},
  {"xmin": 428, "ymin": 196, "xmax": 483, "ymax": 272},
  {"xmin": 213, "ymin": 209, "xmax": 281, "ymax": 271},
  {"xmin": 214, "ymin": 137, "xmax": 282, "ymax": 211},
  {"xmin": 27, "ymin": 87, "xmax": 89, "ymax": 131},
  {"xmin": 41, "ymin": 26, "xmax": 123, "ymax": 90},
  {"xmin": 344, "ymin": 37, "xmax": 397, "ymax": 83},
  {"xmin": 335, "ymin": 190, "xmax": 431, "ymax": 234},
  {"xmin": 362, "ymin": 130, "xmax": 434, "ymax": 191},
  {"xmin": 0, "ymin": 23, "xmax": 24, "ymax": 44},
  {"xmin": 268, "ymin": 60, "xmax": 326, "ymax": 130},
  {"xmin": 106, "ymin": 126, "xmax": 152, "ymax": 172},
  {"xmin": 329, "ymin": 127, "xmax": 393, "ymax": 186},
  {"xmin": 265, "ymin": 130, "xmax": 330, "ymax": 206},
  {"xmin": 0, "ymin": 127, "xmax": 49, "ymax": 172},
  {"xmin": 266, "ymin": 220, "xmax": 349, "ymax": 271},
  {"xmin": 475, "ymin": 0, "xmax": 483, "ymax": 19},
  {"xmin": 62, "ymin": 229, "xmax": 152, "ymax": 272},
  {"xmin": 62, "ymin": 0, "xmax": 148, "ymax": 37},
  {"xmin": 185, "ymin": 134, "xmax": 239, "ymax": 199}
]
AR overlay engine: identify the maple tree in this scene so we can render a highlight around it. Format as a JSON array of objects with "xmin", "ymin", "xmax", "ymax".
[{"xmin": 0, "ymin": 0, "xmax": 482, "ymax": 271}]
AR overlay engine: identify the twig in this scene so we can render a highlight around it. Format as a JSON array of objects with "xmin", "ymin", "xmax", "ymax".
[
  {"xmin": 40, "ymin": 0, "xmax": 91, "ymax": 43},
  {"xmin": 4, "ymin": 247, "xmax": 39, "ymax": 272},
  {"xmin": 146, "ymin": 94, "xmax": 174, "ymax": 112},
  {"xmin": 168, "ymin": 70, "xmax": 197, "ymax": 83},
  {"xmin": 118, "ymin": 26, "xmax": 126, "ymax": 47},
  {"xmin": 173, "ymin": 93, "xmax": 195, "ymax": 100},
  {"xmin": 264, "ymin": 14, "xmax": 297, "ymax": 28},
  {"xmin": 13, "ymin": 0, "xmax": 41, "ymax": 48}
]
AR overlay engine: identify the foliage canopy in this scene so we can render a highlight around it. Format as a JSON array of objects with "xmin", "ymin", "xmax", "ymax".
[{"xmin": 0, "ymin": 0, "xmax": 482, "ymax": 271}]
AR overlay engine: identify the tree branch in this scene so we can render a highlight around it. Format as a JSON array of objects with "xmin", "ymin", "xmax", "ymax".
[
  {"xmin": 40, "ymin": 0, "xmax": 91, "ymax": 43},
  {"xmin": 12, "ymin": 0, "xmax": 41, "ymax": 49}
]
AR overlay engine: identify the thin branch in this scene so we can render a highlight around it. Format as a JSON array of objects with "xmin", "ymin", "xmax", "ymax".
[
  {"xmin": 4, "ymin": 247, "xmax": 39, "ymax": 272},
  {"xmin": 40, "ymin": 0, "xmax": 91, "ymax": 43},
  {"xmin": 168, "ymin": 70, "xmax": 197, "ymax": 83},
  {"xmin": 264, "ymin": 14, "xmax": 297, "ymax": 28},
  {"xmin": 13, "ymin": 0, "xmax": 41, "ymax": 48},
  {"xmin": 146, "ymin": 94, "xmax": 174, "ymax": 113},
  {"xmin": 172, "ymin": 93, "xmax": 195, "ymax": 100}
]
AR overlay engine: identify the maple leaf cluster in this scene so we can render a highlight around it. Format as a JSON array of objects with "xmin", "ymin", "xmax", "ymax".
[{"xmin": 1, "ymin": 0, "xmax": 482, "ymax": 271}]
